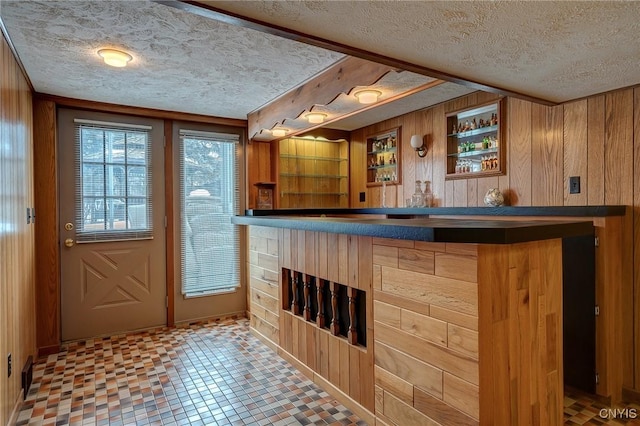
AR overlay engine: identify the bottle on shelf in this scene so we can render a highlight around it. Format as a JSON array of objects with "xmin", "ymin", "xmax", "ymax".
[{"xmin": 411, "ymin": 180, "xmax": 425, "ymax": 207}]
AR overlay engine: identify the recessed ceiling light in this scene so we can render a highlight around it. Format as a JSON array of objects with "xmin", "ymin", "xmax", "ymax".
[
  {"xmin": 97, "ymin": 49, "xmax": 133, "ymax": 68},
  {"xmin": 271, "ymin": 128, "xmax": 287, "ymax": 137},
  {"xmin": 304, "ymin": 112, "xmax": 327, "ymax": 124},
  {"xmin": 354, "ymin": 89, "xmax": 382, "ymax": 104}
]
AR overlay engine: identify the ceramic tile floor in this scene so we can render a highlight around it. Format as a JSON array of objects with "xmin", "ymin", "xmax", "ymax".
[
  {"xmin": 14, "ymin": 317, "xmax": 640, "ymax": 426},
  {"xmin": 16, "ymin": 318, "xmax": 364, "ymax": 426}
]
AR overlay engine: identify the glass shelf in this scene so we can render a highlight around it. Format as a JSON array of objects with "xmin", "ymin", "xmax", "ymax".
[
  {"xmin": 280, "ymin": 154, "xmax": 347, "ymax": 162},
  {"xmin": 367, "ymin": 147, "xmax": 397, "ymax": 155},
  {"xmin": 447, "ymin": 125, "xmax": 498, "ymax": 139},
  {"xmin": 447, "ymin": 147, "xmax": 498, "ymax": 158},
  {"xmin": 281, "ymin": 192, "xmax": 348, "ymax": 196},
  {"xmin": 367, "ymin": 164, "xmax": 398, "ymax": 170},
  {"xmin": 280, "ymin": 173, "xmax": 348, "ymax": 179}
]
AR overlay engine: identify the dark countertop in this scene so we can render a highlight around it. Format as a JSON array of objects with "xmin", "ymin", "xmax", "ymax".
[
  {"xmin": 244, "ymin": 205, "xmax": 625, "ymax": 217},
  {"xmin": 232, "ymin": 216, "xmax": 594, "ymax": 244}
]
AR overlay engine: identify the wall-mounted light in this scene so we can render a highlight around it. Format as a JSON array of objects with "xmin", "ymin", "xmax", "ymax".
[
  {"xmin": 410, "ymin": 134, "xmax": 427, "ymax": 158},
  {"xmin": 304, "ymin": 112, "xmax": 327, "ymax": 124},
  {"xmin": 271, "ymin": 128, "xmax": 287, "ymax": 137},
  {"xmin": 354, "ymin": 89, "xmax": 382, "ymax": 104}
]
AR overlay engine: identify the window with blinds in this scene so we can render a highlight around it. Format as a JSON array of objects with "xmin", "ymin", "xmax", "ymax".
[
  {"xmin": 179, "ymin": 130, "xmax": 241, "ymax": 297},
  {"xmin": 75, "ymin": 119, "xmax": 152, "ymax": 242}
]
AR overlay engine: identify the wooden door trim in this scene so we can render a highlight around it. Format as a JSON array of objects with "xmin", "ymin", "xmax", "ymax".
[
  {"xmin": 164, "ymin": 120, "xmax": 175, "ymax": 326},
  {"xmin": 33, "ymin": 98, "xmax": 61, "ymax": 355}
]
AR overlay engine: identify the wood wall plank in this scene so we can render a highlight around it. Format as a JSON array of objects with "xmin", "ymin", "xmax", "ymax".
[
  {"xmin": 381, "ymin": 266, "xmax": 478, "ymax": 316},
  {"xmin": 1, "ymin": 33, "xmax": 36, "ymax": 425},
  {"xmin": 507, "ymin": 98, "xmax": 532, "ymax": 205},
  {"xmin": 414, "ymin": 387, "xmax": 478, "ymax": 426},
  {"xmin": 431, "ymin": 104, "xmax": 447, "ymax": 207},
  {"xmin": 635, "ymin": 88, "xmax": 640, "ymax": 389},
  {"xmin": 531, "ymin": 103, "xmax": 564, "ymax": 205},
  {"xmin": 587, "ymin": 95, "xmax": 606, "ymax": 205},
  {"xmin": 374, "ymin": 341, "xmax": 443, "ymax": 398},
  {"xmin": 563, "ymin": 100, "xmax": 588, "ymax": 205},
  {"xmin": 604, "ymin": 90, "xmax": 634, "ymax": 205}
]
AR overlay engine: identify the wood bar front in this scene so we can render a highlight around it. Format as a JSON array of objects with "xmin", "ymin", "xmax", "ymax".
[{"xmin": 239, "ymin": 216, "xmax": 587, "ymax": 425}]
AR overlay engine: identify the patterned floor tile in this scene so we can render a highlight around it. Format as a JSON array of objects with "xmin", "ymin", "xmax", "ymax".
[{"xmin": 14, "ymin": 317, "xmax": 640, "ymax": 425}]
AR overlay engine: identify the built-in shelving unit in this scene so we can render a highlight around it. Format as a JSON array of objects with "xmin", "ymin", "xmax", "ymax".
[
  {"xmin": 366, "ymin": 127, "xmax": 401, "ymax": 186},
  {"xmin": 279, "ymin": 137, "xmax": 349, "ymax": 208},
  {"xmin": 446, "ymin": 99, "xmax": 506, "ymax": 180}
]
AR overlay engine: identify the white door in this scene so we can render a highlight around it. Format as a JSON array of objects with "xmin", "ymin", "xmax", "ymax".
[{"xmin": 58, "ymin": 109, "xmax": 166, "ymax": 341}]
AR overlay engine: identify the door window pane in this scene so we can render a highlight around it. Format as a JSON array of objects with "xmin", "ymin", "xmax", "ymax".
[{"xmin": 75, "ymin": 122, "xmax": 153, "ymax": 241}]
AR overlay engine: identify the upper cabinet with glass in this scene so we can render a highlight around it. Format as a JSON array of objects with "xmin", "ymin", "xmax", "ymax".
[
  {"xmin": 445, "ymin": 99, "xmax": 506, "ymax": 180},
  {"xmin": 366, "ymin": 127, "xmax": 401, "ymax": 186}
]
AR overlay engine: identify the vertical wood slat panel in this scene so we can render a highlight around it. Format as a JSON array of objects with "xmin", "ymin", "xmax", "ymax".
[
  {"xmin": 477, "ymin": 176, "xmax": 499, "ymax": 208},
  {"xmin": 1, "ymin": 34, "xmax": 37, "ymax": 426},
  {"xmin": 418, "ymin": 108, "xmax": 434, "ymax": 198},
  {"xmin": 402, "ymin": 110, "xmax": 417, "ymax": 206},
  {"xmin": 508, "ymin": 98, "xmax": 532, "ymax": 206},
  {"xmin": 431, "ymin": 104, "xmax": 446, "ymax": 207},
  {"xmin": 350, "ymin": 128, "xmax": 366, "ymax": 207},
  {"xmin": 587, "ymin": 96, "xmax": 606, "ymax": 206},
  {"xmin": 634, "ymin": 87, "xmax": 640, "ymax": 389},
  {"xmin": 453, "ymin": 180, "xmax": 468, "ymax": 207},
  {"xmin": 605, "ymin": 90, "xmax": 634, "ymax": 205},
  {"xmin": 531, "ymin": 103, "xmax": 564, "ymax": 206},
  {"xmin": 563, "ymin": 100, "xmax": 588, "ymax": 206},
  {"xmin": 467, "ymin": 178, "xmax": 478, "ymax": 207}
]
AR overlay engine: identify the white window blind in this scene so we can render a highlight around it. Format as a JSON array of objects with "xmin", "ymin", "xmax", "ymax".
[
  {"xmin": 74, "ymin": 119, "xmax": 153, "ymax": 242},
  {"xmin": 179, "ymin": 129, "xmax": 241, "ymax": 296}
]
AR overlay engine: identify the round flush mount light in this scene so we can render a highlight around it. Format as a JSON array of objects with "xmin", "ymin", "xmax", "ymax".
[
  {"xmin": 304, "ymin": 112, "xmax": 327, "ymax": 124},
  {"xmin": 271, "ymin": 128, "xmax": 287, "ymax": 137},
  {"xmin": 354, "ymin": 89, "xmax": 382, "ymax": 104},
  {"xmin": 97, "ymin": 49, "xmax": 133, "ymax": 67}
]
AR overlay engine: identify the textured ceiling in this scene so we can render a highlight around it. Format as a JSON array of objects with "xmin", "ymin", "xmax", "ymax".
[
  {"xmin": 5, "ymin": 1, "xmax": 625, "ymax": 129},
  {"xmin": 204, "ymin": 0, "xmax": 640, "ymax": 103},
  {"xmin": 0, "ymin": 0, "xmax": 345, "ymax": 119}
]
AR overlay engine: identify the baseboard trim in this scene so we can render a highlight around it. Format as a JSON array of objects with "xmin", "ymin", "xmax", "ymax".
[{"xmin": 37, "ymin": 344, "xmax": 60, "ymax": 357}]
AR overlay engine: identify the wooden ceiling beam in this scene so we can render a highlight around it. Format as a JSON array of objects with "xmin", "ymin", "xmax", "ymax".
[{"xmin": 247, "ymin": 56, "xmax": 395, "ymax": 140}]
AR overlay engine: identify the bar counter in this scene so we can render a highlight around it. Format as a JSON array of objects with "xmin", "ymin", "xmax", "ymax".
[
  {"xmin": 232, "ymin": 215, "xmax": 594, "ymax": 244},
  {"xmin": 234, "ymin": 209, "xmax": 626, "ymax": 426}
]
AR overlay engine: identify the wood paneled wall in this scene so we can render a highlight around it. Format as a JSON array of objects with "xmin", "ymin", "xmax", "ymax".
[
  {"xmin": 351, "ymin": 87, "xmax": 640, "ymax": 397},
  {"xmin": 0, "ymin": 32, "xmax": 36, "ymax": 425},
  {"xmin": 246, "ymin": 141, "xmax": 273, "ymax": 210}
]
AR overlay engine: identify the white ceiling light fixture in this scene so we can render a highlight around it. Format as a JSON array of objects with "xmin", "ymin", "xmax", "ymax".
[
  {"xmin": 304, "ymin": 112, "xmax": 327, "ymax": 124},
  {"xmin": 97, "ymin": 48, "xmax": 133, "ymax": 67},
  {"xmin": 354, "ymin": 89, "xmax": 382, "ymax": 104},
  {"xmin": 271, "ymin": 128, "xmax": 287, "ymax": 137}
]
